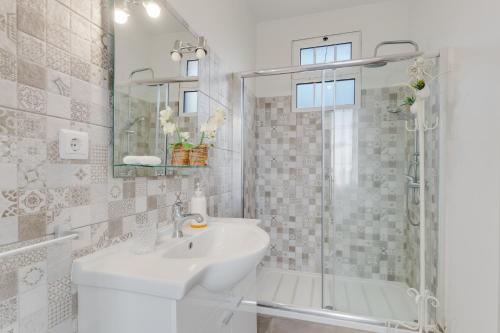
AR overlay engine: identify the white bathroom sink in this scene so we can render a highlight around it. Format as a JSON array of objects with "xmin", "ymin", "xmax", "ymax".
[
  {"xmin": 163, "ymin": 222, "xmax": 269, "ymax": 291},
  {"xmin": 72, "ymin": 218, "xmax": 269, "ymax": 299}
]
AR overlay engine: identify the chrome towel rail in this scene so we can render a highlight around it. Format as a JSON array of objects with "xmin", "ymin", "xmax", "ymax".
[{"xmin": 0, "ymin": 227, "xmax": 80, "ymax": 259}]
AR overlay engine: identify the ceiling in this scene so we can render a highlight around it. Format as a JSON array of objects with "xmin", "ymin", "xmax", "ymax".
[
  {"xmin": 125, "ymin": 3, "xmax": 188, "ymax": 35},
  {"xmin": 247, "ymin": 0, "xmax": 394, "ymax": 22}
]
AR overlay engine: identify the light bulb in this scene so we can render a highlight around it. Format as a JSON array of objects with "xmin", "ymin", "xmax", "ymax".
[
  {"xmin": 114, "ymin": 7, "xmax": 129, "ymax": 24},
  {"xmin": 195, "ymin": 48, "xmax": 207, "ymax": 59},
  {"xmin": 143, "ymin": 1, "xmax": 161, "ymax": 18},
  {"xmin": 170, "ymin": 50, "xmax": 182, "ymax": 62}
]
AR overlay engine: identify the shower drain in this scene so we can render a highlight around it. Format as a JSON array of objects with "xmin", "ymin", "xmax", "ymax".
[{"xmin": 324, "ymin": 305, "xmax": 335, "ymax": 310}]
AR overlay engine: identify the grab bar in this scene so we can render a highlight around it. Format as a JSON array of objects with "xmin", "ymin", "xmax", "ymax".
[{"xmin": 0, "ymin": 227, "xmax": 80, "ymax": 259}]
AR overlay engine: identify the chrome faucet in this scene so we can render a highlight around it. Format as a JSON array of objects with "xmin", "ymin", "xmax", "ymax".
[{"xmin": 171, "ymin": 200, "xmax": 204, "ymax": 238}]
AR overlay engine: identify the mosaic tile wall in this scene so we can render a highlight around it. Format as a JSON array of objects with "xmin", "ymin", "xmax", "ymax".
[
  {"xmin": 250, "ymin": 86, "xmax": 437, "ymax": 283},
  {"xmin": 323, "ymin": 87, "xmax": 411, "ymax": 281},
  {"xmin": 0, "ymin": 0, "xmax": 239, "ymax": 332},
  {"xmin": 254, "ymin": 96, "xmax": 324, "ymax": 274},
  {"xmin": 243, "ymin": 86, "xmax": 257, "ymax": 219}
]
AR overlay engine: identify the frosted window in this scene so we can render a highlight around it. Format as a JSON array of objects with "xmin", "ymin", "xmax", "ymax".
[
  {"xmin": 183, "ymin": 91, "xmax": 198, "ymax": 113},
  {"xmin": 296, "ymin": 83, "xmax": 315, "ymax": 108},
  {"xmin": 335, "ymin": 43, "xmax": 352, "ymax": 61},
  {"xmin": 300, "ymin": 48, "xmax": 314, "ymax": 65},
  {"xmin": 186, "ymin": 60, "xmax": 199, "ymax": 76}
]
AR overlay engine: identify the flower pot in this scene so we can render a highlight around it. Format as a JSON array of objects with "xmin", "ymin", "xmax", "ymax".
[
  {"xmin": 171, "ymin": 146, "xmax": 190, "ymax": 166},
  {"xmin": 189, "ymin": 144, "xmax": 209, "ymax": 166},
  {"xmin": 416, "ymin": 85, "xmax": 430, "ymax": 99}
]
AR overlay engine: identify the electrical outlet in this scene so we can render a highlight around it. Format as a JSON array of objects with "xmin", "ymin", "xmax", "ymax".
[{"xmin": 59, "ymin": 129, "xmax": 89, "ymax": 160}]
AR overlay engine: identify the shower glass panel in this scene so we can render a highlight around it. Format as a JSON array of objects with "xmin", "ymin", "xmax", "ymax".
[
  {"xmin": 243, "ymin": 54, "xmax": 440, "ymax": 326},
  {"xmin": 246, "ymin": 71, "xmax": 325, "ymax": 307},
  {"xmin": 322, "ymin": 59, "xmax": 435, "ymax": 322}
]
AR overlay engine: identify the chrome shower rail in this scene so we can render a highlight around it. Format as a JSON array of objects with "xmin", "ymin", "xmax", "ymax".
[{"xmin": 239, "ymin": 51, "xmax": 423, "ymax": 78}]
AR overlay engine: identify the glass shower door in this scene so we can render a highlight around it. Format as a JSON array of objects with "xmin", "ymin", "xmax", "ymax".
[{"xmin": 322, "ymin": 61, "xmax": 421, "ymax": 323}]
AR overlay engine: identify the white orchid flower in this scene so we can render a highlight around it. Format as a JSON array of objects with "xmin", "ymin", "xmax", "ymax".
[
  {"xmin": 162, "ymin": 122, "xmax": 176, "ymax": 135},
  {"xmin": 180, "ymin": 132, "xmax": 190, "ymax": 141},
  {"xmin": 159, "ymin": 107, "xmax": 173, "ymax": 122}
]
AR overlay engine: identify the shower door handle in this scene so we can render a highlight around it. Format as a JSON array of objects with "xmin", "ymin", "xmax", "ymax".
[{"xmin": 327, "ymin": 173, "xmax": 334, "ymax": 202}]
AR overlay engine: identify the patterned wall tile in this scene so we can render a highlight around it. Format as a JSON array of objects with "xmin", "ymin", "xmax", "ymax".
[
  {"xmin": 0, "ymin": 48, "xmax": 17, "ymax": 82},
  {"xmin": 47, "ymin": 24, "xmax": 70, "ymax": 53},
  {"xmin": 0, "ymin": 271, "xmax": 17, "ymax": 301},
  {"xmin": 0, "ymin": 296, "xmax": 17, "ymax": 329},
  {"xmin": 17, "ymin": 262, "xmax": 47, "ymax": 293},
  {"xmin": 17, "ymin": 32, "xmax": 45, "ymax": 66},
  {"xmin": 16, "ymin": 2, "xmax": 45, "ymax": 42},
  {"xmin": 17, "ymin": 84, "xmax": 46, "ymax": 114},
  {"xmin": 18, "ymin": 213, "xmax": 46, "ymax": 241},
  {"xmin": 70, "ymin": 56, "xmax": 90, "ymax": 82},
  {"xmin": 16, "ymin": 112, "xmax": 46, "ymax": 139},
  {"xmin": 47, "ymin": 0, "xmax": 70, "ymax": 29},
  {"xmin": 0, "ymin": 2, "xmax": 241, "ymax": 332},
  {"xmin": 46, "ymin": 45, "xmax": 70, "ymax": 75},
  {"xmin": 70, "ymin": 0, "xmax": 91, "ymax": 20}
]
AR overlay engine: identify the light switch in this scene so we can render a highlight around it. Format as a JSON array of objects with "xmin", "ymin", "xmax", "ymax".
[{"xmin": 59, "ymin": 129, "xmax": 89, "ymax": 160}]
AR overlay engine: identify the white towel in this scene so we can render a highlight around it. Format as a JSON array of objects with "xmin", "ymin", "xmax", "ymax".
[{"xmin": 123, "ymin": 156, "xmax": 162, "ymax": 166}]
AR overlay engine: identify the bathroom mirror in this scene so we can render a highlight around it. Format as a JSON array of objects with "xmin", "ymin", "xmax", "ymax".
[{"xmin": 112, "ymin": 0, "xmax": 206, "ymax": 177}]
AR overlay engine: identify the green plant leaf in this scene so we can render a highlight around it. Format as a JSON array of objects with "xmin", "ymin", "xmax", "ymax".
[
  {"xmin": 401, "ymin": 96, "xmax": 416, "ymax": 106},
  {"xmin": 411, "ymin": 79, "xmax": 426, "ymax": 90}
]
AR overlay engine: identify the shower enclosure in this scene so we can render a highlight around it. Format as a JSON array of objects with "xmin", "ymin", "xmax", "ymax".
[{"xmin": 241, "ymin": 46, "xmax": 441, "ymax": 330}]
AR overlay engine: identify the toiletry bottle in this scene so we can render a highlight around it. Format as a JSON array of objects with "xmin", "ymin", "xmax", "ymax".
[{"xmin": 190, "ymin": 182, "xmax": 208, "ymax": 228}]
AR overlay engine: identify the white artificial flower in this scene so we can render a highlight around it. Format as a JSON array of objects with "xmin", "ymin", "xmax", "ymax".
[
  {"xmin": 201, "ymin": 121, "xmax": 218, "ymax": 133},
  {"xmin": 159, "ymin": 107, "xmax": 173, "ymax": 122},
  {"xmin": 162, "ymin": 122, "xmax": 176, "ymax": 135},
  {"xmin": 180, "ymin": 132, "xmax": 190, "ymax": 141}
]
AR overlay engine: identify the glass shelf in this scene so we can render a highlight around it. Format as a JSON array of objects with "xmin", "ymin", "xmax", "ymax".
[{"xmin": 113, "ymin": 164, "xmax": 209, "ymax": 169}]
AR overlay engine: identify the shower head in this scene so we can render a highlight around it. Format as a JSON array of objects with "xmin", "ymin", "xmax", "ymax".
[
  {"xmin": 364, "ymin": 40, "xmax": 420, "ymax": 68},
  {"xmin": 386, "ymin": 107, "xmax": 403, "ymax": 113},
  {"xmin": 125, "ymin": 116, "xmax": 146, "ymax": 130},
  {"xmin": 365, "ymin": 61, "xmax": 388, "ymax": 68}
]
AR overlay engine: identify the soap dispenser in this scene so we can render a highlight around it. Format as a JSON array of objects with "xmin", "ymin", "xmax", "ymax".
[{"xmin": 190, "ymin": 182, "xmax": 208, "ymax": 228}]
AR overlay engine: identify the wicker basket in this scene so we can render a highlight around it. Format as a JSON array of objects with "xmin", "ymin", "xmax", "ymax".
[
  {"xmin": 171, "ymin": 145, "xmax": 190, "ymax": 166},
  {"xmin": 189, "ymin": 144, "xmax": 209, "ymax": 166}
]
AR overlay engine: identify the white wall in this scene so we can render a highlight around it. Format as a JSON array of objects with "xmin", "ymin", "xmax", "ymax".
[
  {"xmin": 166, "ymin": 0, "xmax": 256, "ymax": 72},
  {"xmin": 409, "ymin": 1, "xmax": 500, "ymax": 332},
  {"xmin": 254, "ymin": 0, "xmax": 412, "ymax": 97}
]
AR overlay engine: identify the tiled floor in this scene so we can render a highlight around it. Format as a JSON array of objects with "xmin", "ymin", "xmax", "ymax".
[
  {"xmin": 257, "ymin": 268, "xmax": 418, "ymax": 322},
  {"xmin": 258, "ymin": 315, "xmax": 371, "ymax": 333}
]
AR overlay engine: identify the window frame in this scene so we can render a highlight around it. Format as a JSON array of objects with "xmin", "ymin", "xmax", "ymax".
[
  {"xmin": 291, "ymin": 32, "xmax": 362, "ymax": 113},
  {"xmin": 178, "ymin": 82, "xmax": 198, "ymax": 117},
  {"xmin": 186, "ymin": 59, "xmax": 199, "ymax": 77}
]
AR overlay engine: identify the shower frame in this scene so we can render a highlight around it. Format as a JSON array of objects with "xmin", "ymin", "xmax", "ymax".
[{"xmin": 239, "ymin": 49, "xmax": 443, "ymax": 331}]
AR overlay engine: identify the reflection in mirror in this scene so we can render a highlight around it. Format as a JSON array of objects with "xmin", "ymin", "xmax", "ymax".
[{"xmin": 112, "ymin": 0, "xmax": 205, "ymax": 177}]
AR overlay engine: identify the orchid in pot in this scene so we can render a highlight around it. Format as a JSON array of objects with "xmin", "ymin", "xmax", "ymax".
[
  {"xmin": 160, "ymin": 107, "xmax": 193, "ymax": 165},
  {"xmin": 190, "ymin": 107, "xmax": 226, "ymax": 166},
  {"xmin": 159, "ymin": 106, "xmax": 226, "ymax": 166}
]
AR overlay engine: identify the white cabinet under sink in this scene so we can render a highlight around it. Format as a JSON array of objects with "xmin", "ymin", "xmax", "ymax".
[
  {"xmin": 77, "ymin": 268, "xmax": 257, "ymax": 333},
  {"xmin": 73, "ymin": 219, "xmax": 268, "ymax": 333},
  {"xmin": 176, "ymin": 271, "xmax": 256, "ymax": 333}
]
